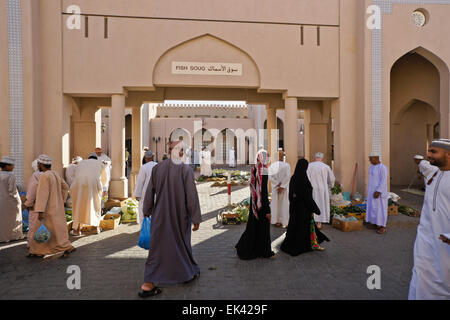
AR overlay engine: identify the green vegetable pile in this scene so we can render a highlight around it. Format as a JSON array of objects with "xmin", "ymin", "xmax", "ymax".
[
  {"xmin": 343, "ymin": 206, "xmax": 365, "ymax": 213},
  {"xmin": 398, "ymin": 205, "xmax": 420, "ymax": 217},
  {"xmin": 330, "ymin": 205, "xmax": 346, "ymax": 216},
  {"xmin": 331, "ymin": 182, "xmax": 342, "ymax": 195},
  {"xmin": 121, "ymin": 199, "xmax": 139, "ymax": 221},
  {"xmin": 65, "ymin": 208, "xmax": 73, "ymax": 222},
  {"xmin": 233, "ymin": 206, "xmax": 249, "ymax": 223}
]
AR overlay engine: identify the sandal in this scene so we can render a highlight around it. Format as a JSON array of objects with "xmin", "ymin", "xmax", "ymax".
[
  {"xmin": 26, "ymin": 253, "xmax": 44, "ymax": 258},
  {"xmin": 314, "ymin": 246, "xmax": 325, "ymax": 251},
  {"xmin": 138, "ymin": 286, "xmax": 162, "ymax": 298},
  {"xmin": 184, "ymin": 273, "xmax": 200, "ymax": 284},
  {"xmin": 377, "ymin": 227, "xmax": 387, "ymax": 234},
  {"xmin": 60, "ymin": 248, "xmax": 77, "ymax": 259}
]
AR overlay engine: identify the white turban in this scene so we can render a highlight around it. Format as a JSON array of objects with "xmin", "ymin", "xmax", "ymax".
[
  {"xmin": 37, "ymin": 154, "xmax": 52, "ymax": 165},
  {"xmin": 0, "ymin": 156, "xmax": 15, "ymax": 165},
  {"xmin": 430, "ymin": 139, "xmax": 450, "ymax": 151},
  {"xmin": 315, "ymin": 152, "xmax": 324, "ymax": 159},
  {"xmin": 144, "ymin": 150, "xmax": 154, "ymax": 158},
  {"xmin": 369, "ymin": 152, "xmax": 381, "ymax": 157},
  {"xmin": 72, "ymin": 156, "xmax": 83, "ymax": 163},
  {"xmin": 32, "ymin": 159, "xmax": 39, "ymax": 172}
]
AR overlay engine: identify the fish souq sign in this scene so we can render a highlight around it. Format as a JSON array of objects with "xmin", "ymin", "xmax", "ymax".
[{"xmin": 172, "ymin": 62, "xmax": 243, "ymax": 75}]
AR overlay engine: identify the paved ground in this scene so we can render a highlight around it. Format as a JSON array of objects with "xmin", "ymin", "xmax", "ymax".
[{"xmin": 0, "ymin": 174, "xmax": 423, "ymax": 300}]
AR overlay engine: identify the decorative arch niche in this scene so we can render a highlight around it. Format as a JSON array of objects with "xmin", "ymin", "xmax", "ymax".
[
  {"xmin": 153, "ymin": 34, "xmax": 260, "ymax": 88},
  {"xmin": 389, "ymin": 47, "xmax": 446, "ymax": 186}
]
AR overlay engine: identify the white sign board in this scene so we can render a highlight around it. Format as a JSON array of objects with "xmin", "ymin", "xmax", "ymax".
[{"xmin": 172, "ymin": 62, "xmax": 242, "ymax": 76}]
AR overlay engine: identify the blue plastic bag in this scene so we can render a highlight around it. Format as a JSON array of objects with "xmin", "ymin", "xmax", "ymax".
[
  {"xmin": 138, "ymin": 217, "xmax": 151, "ymax": 250},
  {"xmin": 22, "ymin": 208, "xmax": 29, "ymax": 222},
  {"xmin": 34, "ymin": 221, "xmax": 51, "ymax": 243}
]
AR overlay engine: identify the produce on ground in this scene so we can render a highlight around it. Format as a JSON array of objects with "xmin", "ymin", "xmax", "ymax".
[
  {"xmin": 233, "ymin": 206, "xmax": 249, "ymax": 223},
  {"xmin": 121, "ymin": 199, "xmax": 139, "ymax": 220},
  {"xmin": 398, "ymin": 205, "xmax": 420, "ymax": 217},
  {"xmin": 331, "ymin": 182, "xmax": 343, "ymax": 195},
  {"xmin": 343, "ymin": 206, "xmax": 365, "ymax": 214},
  {"xmin": 330, "ymin": 205, "xmax": 347, "ymax": 216}
]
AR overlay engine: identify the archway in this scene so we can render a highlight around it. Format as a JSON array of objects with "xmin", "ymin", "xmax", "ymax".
[
  {"xmin": 169, "ymin": 127, "xmax": 191, "ymax": 146},
  {"xmin": 216, "ymin": 128, "xmax": 237, "ymax": 165},
  {"xmin": 193, "ymin": 128, "xmax": 214, "ymax": 150},
  {"xmin": 390, "ymin": 51, "xmax": 441, "ymax": 186},
  {"xmin": 277, "ymin": 117, "xmax": 284, "ymax": 150}
]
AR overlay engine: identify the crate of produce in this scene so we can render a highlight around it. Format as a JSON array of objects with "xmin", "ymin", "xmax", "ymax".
[
  {"xmin": 99, "ymin": 213, "xmax": 121, "ymax": 230},
  {"xmin": 217, "ymin": 210, "xmax": 241, "ymax": 225},
  {"xmin": 332, "ymin": 216, "xmax": 363, "ymax": 232},
  {"xmin": 104, "ymin": 199, "xmax": 122, "ymax": 210},
  {"xmin": 388, "ymin": 205, "xmax": 399, "ymax": 216},
  {"xmin": 346, "ymin": 212, "xmax": 366, "ymax": 220}
]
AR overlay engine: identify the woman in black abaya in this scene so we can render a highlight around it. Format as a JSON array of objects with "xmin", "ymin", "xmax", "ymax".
[
  {"xmin": 235, "ymin": 150, "xmax": 275, "ymax": 260},
  {"xmin": 281, "ymin": 158, "xmax": 330, "ymax": 256}
]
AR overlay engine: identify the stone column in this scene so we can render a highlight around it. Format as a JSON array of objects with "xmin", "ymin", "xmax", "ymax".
[
  {"xmin": 285, "ymin": 97, "xmax": 299, "ymax": 174},
  {"xmin": 130, "ymin": 106, "xmax": 143, "ymax": 195},
  {"xmin": 110, "ymin": 94, "xmax": 128, "ymax": 199},
  {"xmin": 95, "ymin": 108, "xmax": 102, "ymax": 148},
  {"xmin": 303, "ymin": 109, "xmax": 311, "ymax": 162},
  {"xmin": 266, "ymin": 105, "xmax": 277, "ymax": 159}
]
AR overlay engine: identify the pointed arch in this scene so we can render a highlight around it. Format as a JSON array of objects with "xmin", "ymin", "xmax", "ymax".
[
  {"xmin": 390, "ymin": 46, "xmax": 449, "ymax": 138},
  {"xmin": 153, "ymin": 34, "xmax": 261, "ymax": 88}
]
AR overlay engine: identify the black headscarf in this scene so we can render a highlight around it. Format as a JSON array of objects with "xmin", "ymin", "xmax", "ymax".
[{"xmin": 292, "ymin": 158, "xmax": 312, "ymax": 192}]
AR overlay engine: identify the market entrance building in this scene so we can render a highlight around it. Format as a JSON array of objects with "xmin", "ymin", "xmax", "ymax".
[{"xmin": 2, "ymin": 0, "xmax": 450, "ymax": 198}]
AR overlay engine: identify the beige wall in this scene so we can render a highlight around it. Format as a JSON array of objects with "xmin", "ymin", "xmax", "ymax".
[
  {"xmin": 61, "ymin": 0, "xmax": 340, "ymax": 25},
  {"xmin": 3, "ymin": 0, "xmax": 450, "ymax": 196},
  {"xmin": 391, "ymin": 101, "xmax": 438, "ymax": 185},
  {"xmin": 381, "ymin": 3, "xmax": 450, "ymax": 191},
  {"xmin": 61, "ymin": 1, "xmax": 339, "ymax": 97},
  {"xmin": 156, "ymin": 104, "xmax": 248, "ymax": 118}
]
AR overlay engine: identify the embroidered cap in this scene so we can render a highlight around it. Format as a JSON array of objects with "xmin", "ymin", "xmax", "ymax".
[{"xmin": 37, "ymin": 154, "xmax": 52, "ymax": 165}]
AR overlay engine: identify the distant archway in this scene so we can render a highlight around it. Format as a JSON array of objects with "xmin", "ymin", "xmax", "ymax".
[
  {"xmin": 216, "ymin": 128, "xmax": 237, "ymax": 165},
  {"xmin": 169, "ymin": 128, "xmax": 191, "ymax": 146}
]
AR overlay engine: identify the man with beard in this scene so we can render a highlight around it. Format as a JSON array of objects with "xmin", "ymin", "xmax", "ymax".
[{"xmin": 409, "ymin": 139, "xmax": 450, "ymax": 300}]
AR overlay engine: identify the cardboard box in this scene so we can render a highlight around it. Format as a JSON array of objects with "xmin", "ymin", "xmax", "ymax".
[
  {"xmin": 332, "ymin": 216, "xmax": 363, "ymax": 232},
  {"xmin": 221, "ymin": 213, "xmax": 241, "ymax": 225},
  {"xmin": 99, "ymin": 213, "xmax": 121, "ymax": 230},
  {"xmin": 346, "ymin": 212, "xmax": 366, "ymax": 220},
  {"xmin": 67, "ymin": 221, "xmax": 73, "ymax": 233},
  {"xmin": 388, "ymin": 205, "xmax": 399, "ymax": 216},
  {"xmin": 103, "ymin": 199, "xmax": 121, "ymax": 210}
]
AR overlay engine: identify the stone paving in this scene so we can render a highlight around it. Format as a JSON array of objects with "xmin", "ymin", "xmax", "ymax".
[{"xmin": 0, "ymin": 176, "xmax": 423, "ymax": 300}]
